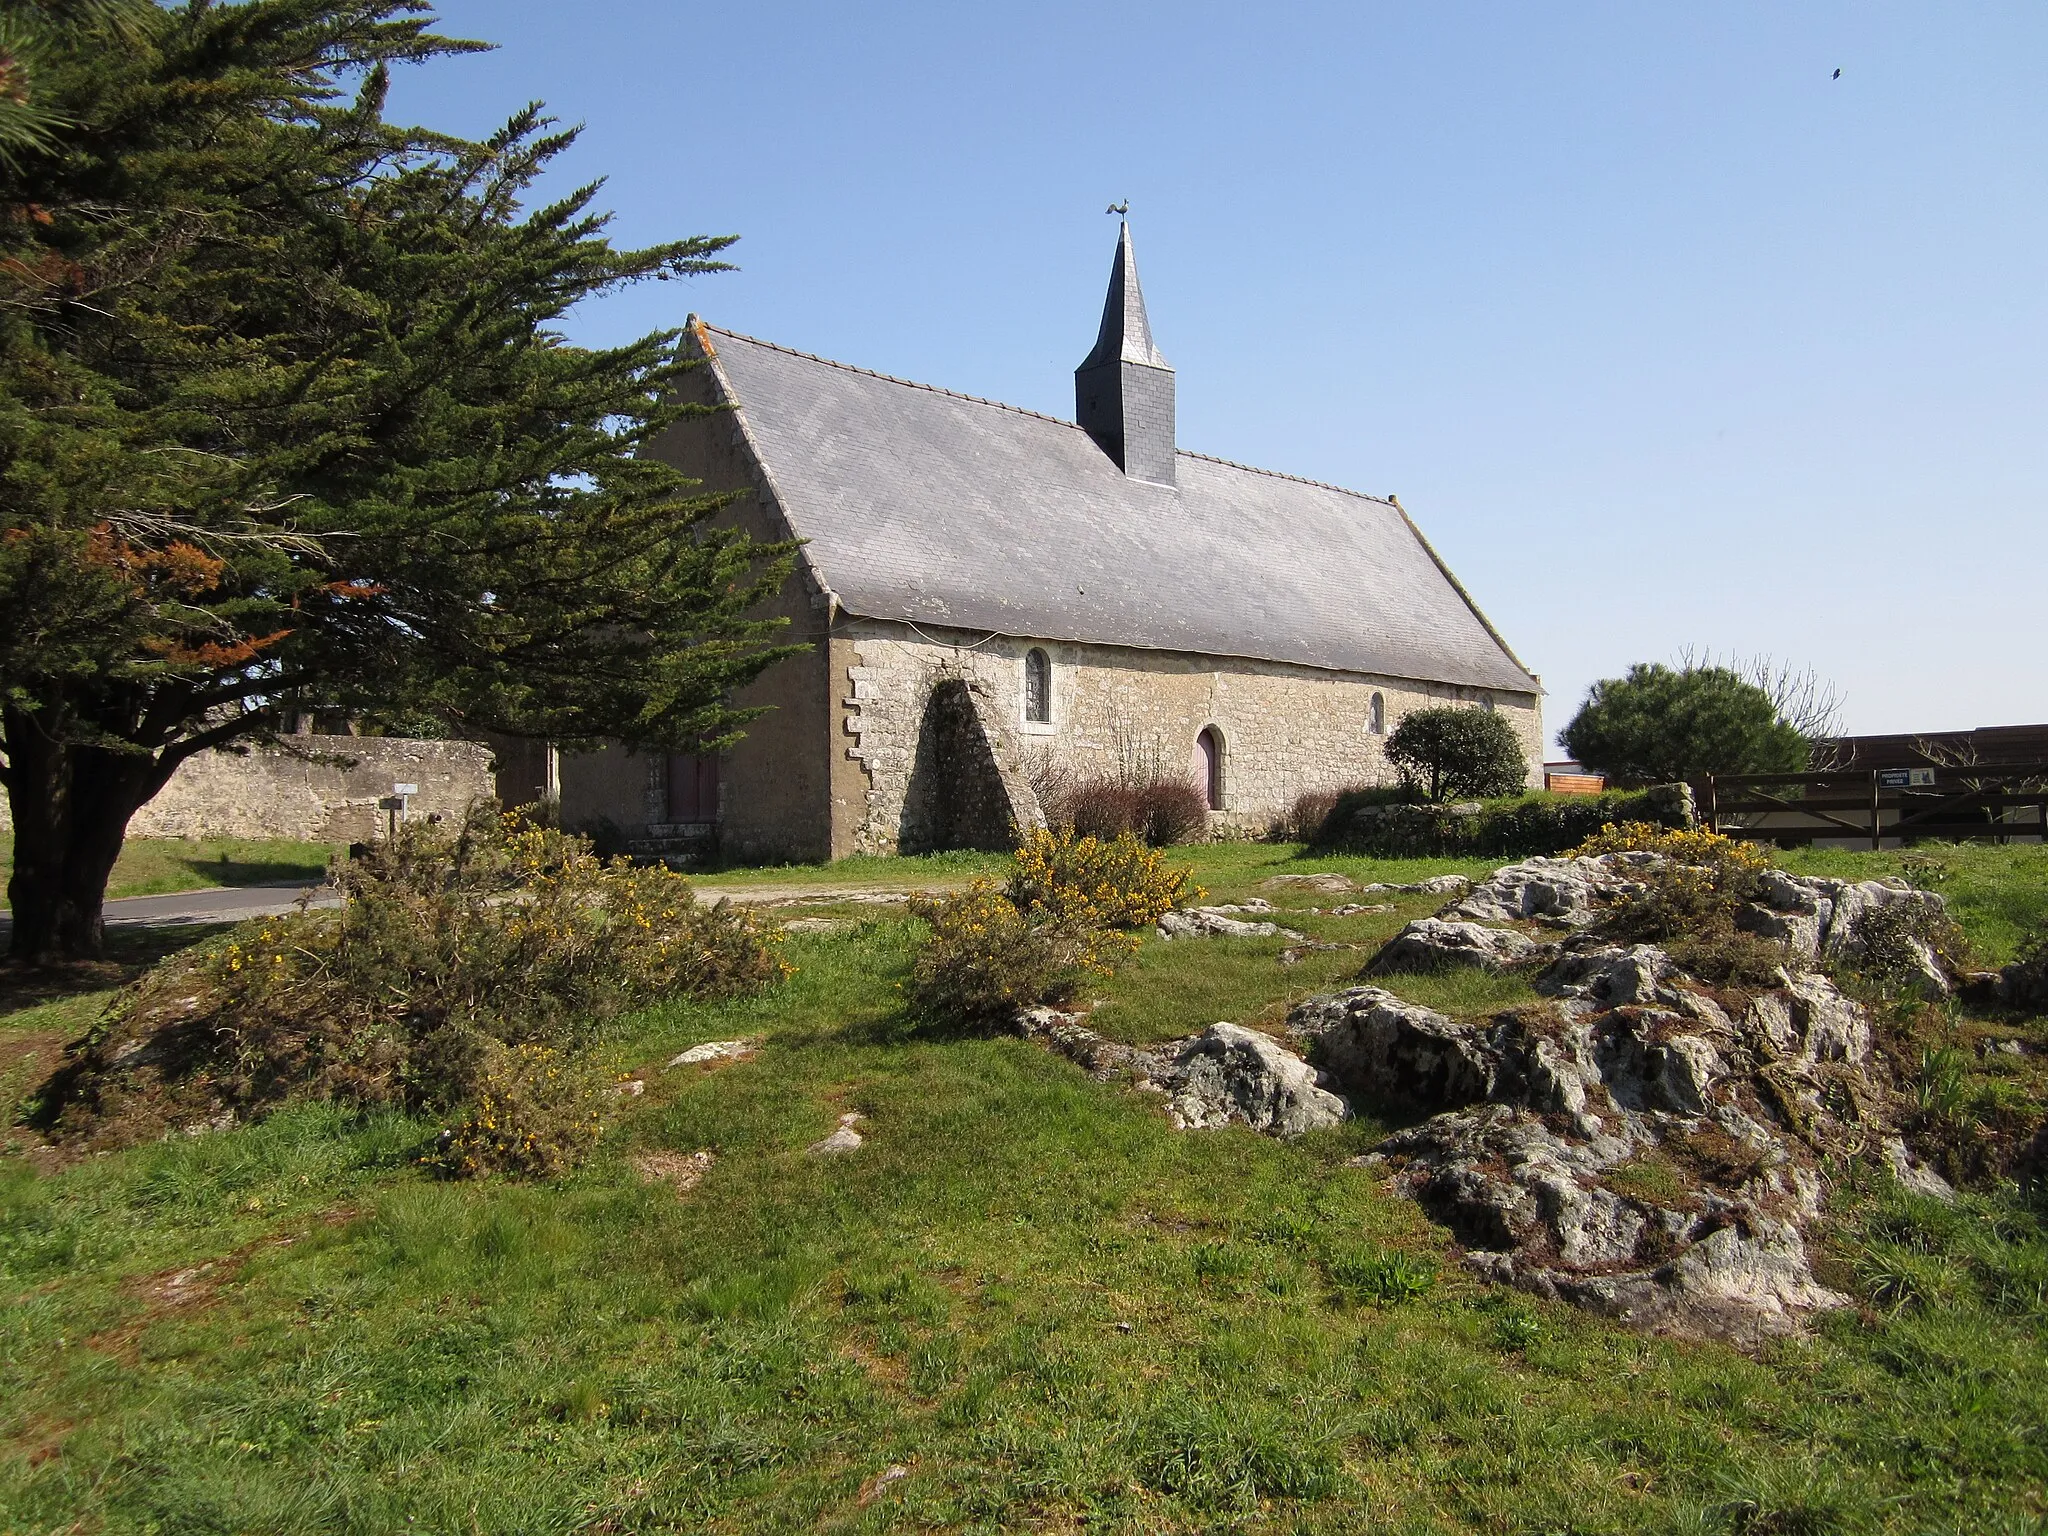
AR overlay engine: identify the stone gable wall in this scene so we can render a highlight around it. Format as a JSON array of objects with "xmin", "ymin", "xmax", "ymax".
[
  {"xmin": 0, "ymin": 736, "xmax": 495, "ymax": 843},
  {"xmin": 837, "ymin": 619, "xmax": 1542, "ymax": 854}
]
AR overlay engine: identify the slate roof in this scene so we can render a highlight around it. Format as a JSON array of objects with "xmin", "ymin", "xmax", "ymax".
[{"xmin": 695, "ymin": 324, "xmax": 1538, "ymax": 693}]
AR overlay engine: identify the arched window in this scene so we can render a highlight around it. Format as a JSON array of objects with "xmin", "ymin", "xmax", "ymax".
[
  {"xmin": 1369, "ymin": 692, "xmax": 1385, "ymax": 735},
  {"xmin": 1195, "ymin": 726, "xmax": 1224, "ymax": 811},
  {"xmin": 1023, "ymin": 648, "xmax": 1051, "ymax": 724}
]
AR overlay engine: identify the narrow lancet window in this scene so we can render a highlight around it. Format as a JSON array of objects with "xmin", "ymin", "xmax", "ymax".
[
  {"xmin": 1196, "ymin": 726, "xmax": 1223, "ymax": 811},
  {"xmin": 1024, "ymin": 648, "xmax": 1051, "ymax": 724}
]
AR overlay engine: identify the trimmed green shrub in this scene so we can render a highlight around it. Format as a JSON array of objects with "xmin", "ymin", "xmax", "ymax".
[
  {"xmin": 1561, "ymin": 662, "xmax": 1810, "ymax": 785},
  {"xmin": 1311, "ymin": 787, "xmax": 1694, "ymax": 858},
  {"xmin": 1384, "ymin": 706, "xmax": 1529, "ymax": 801}
]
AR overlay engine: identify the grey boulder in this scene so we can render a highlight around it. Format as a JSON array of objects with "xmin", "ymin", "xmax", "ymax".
[
  {"xmin": 1371, "ymin": 917, "xmax": 1546, "ymax": 973},
  {"xmin": 1447, "ymin": 854, "xmax": 1657, "ymax": 928},
  {"xmin": 1159, "ymin": 1023, "xmax": 1350, "ymax": 1137},
  {"xmin": 1156, "ymin": 907, "xmax": 1306, "ymax": 941}
]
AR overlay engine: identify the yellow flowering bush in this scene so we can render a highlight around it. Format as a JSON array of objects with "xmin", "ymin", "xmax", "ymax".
[
  {"xmin": 427, "ymin": 1042, "xmax": 606, "ymax": 1180},
  {"xmin": 1567, "ymin": 821, "xmax": 1772, "ymax": 872},
  {"xmin": 1568, "ymin": 822, "xmax": 1784, "ymax": 981},
  {"xmin": 905, "ymin": 829, "xmax": 1197, "ymax": 1029},
  {"xmin": 40, "ymin": 805, "xmax": 788, "ymax": 1161},
  {"xmin": 1005, "ymin": 827, "xmax": 1200, "ymax": 929},
  {"xmin": 907, "ymin": 880, "xmax": 1139, "ymax": 1029}
]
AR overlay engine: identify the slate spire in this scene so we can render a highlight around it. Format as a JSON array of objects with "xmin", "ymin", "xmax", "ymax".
[{"xmin": 1076, "ymin": 221, "xmax": 1176, "ymax": 486}]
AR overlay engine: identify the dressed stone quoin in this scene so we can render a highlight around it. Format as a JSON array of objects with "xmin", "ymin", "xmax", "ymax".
[{"xmin": 556, "ymin": 223, "xmax": 1541, "ymax": 862}]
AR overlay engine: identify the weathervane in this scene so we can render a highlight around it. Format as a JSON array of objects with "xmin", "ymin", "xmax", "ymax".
[{"xmin": 1106, "ymin": 200, "xmax": 1129, "ymax": 216}]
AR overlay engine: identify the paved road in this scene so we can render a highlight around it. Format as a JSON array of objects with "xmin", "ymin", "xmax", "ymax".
[{"xmin": 0, "ymin": 880, "xmax": 339, "ymax": 939}]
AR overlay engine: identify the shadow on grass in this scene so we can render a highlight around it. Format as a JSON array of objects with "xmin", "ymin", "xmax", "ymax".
[
  {"xmin": 167, "ymin": 855, "xmax": 328, "ymax": 889},
  {"xmin": 0, "ymin": 922, "xmax": 233, "ymax": 1017}
]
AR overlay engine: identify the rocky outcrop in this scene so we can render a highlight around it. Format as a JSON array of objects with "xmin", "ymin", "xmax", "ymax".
[
  {"xmin": 1160, "ymin": 1023, "xmax": 1351, "ymax": 1136},
  {"xmin": 1261, "ymin": 873, "xmax": 1359, "ymax": 894},
  {"xmin": 1157, "ymin": 906, "xmax": 1307, "ymax": 942},
  {"xmin": 1288, "ymin": 935, "xmax": 1900, "ymax": 1341},
  {"xmin": 1737, "ymin": 868, "xmax": 1954, "ymax": 997},
  {"xmin": 1357, "ymin": 873, "xmax": 1474, "ymax": 897},
  {"xmin": 1439, "ymin": 855, "xmax": 1959, "ymax": 996},
  {"xmin": 1291, "ymin": 987, "xmax": 1504, "ymax": 1109},
  {"xmin": 1018, "ymin": 846, "xmax": 1959, "ymax": 1343},
  {"xmin": 808, "ymin": 1112, "xmax": 866, "ymax": 1154},
  {"xmin": 1446, "ymin": 853, "xmax": 1659, "ymax": 928},
  {"xmin": 668, "ymin": 1038, "xmax": 757, "ymax": 1068},
  {"xmin": 1015, "ymin": 1010, "xmax": 1347, "ymax": 1137},
  {"xmin": 1370, "ymin": 917, "xmax": 1549, "ymax": 973}
]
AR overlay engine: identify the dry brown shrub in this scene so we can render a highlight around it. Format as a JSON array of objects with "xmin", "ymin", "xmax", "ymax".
[
  {"xmin": 1043, "ymin": 773, "xmax": 1209, "ymax": 847},
  {"xmin": 1269, "ymin": 784, "xmax": 1370, "ymax": 844}
]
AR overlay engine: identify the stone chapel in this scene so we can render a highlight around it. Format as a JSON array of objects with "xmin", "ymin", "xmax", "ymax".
[{"xmin": 557, "ymin": 223, "xmax": 1542, "ymax": 862}]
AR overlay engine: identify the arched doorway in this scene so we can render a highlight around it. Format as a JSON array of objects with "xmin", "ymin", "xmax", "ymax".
[{"xmin": 1194, "ymin": 727, "xmax": 1223, "ymax": 812}]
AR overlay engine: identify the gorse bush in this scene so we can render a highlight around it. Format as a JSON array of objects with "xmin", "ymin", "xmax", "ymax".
[
  {"xmin": 39, "ymin": 807, "xmax": 787, "ymax": 1161},
  {"xmin": 1569, "ymin": 821, "xmax": 1772, "ymax": 874},
  {"xmin": 906, "ymin": 881, "xmax": 1137, "ymax": 1029},
  {"xmin": 906, "ymin": 828, "xmax": 1198, "ymax": 1028},
  {"xmin": 1007, "ymin": 827, "xmax": 1199, "ymax": 929},
  {"xmin": 1569, "ymin": 822, "xmax": 1786, "ymax": 983},
  {"xmin": 427, "ymin": 1042, "xmax": 607, "ymax": 1180}
]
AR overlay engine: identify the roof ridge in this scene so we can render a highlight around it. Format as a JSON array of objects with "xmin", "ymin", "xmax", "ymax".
[
  {"xmin": 1173, "ymin": 447, "xmax": 1391, "ymax": 505},
  {"xmin": 701, "ymin": 324, "xmax": 1081, "ymax": 432},
  {"xmin": 699, "ymin": 323, "xmax": 1396, "ymax": 510}
]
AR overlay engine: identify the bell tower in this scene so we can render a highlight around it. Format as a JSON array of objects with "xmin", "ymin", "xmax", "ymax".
[{"xmin": 1075, "ymin": 221, "xmax": 1176, "ymax": 487}]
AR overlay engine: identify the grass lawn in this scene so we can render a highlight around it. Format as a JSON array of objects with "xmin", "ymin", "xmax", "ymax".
[
  {"xmin": 1, "ymin": 842, "xmax": 2045, "ymax": 1531},
  {"xmin": 0, "ymin": 834, "xmax": 337, "ymax": 906}
]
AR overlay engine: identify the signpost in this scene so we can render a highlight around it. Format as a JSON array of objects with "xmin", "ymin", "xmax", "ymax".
[
  {"xmin": 382, "ymin": 782, "xmax": 421, "ymax": 842},
  {"xmin": 1876, "ymin": 768, "xmax": 1936, "ymax": 790}
]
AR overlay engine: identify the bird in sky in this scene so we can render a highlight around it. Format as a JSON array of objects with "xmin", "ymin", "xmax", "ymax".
[
  {"xmin": 1106, "ymin": 200, "xmax": 1130, "ymax": 216},
  {"xmin": 1833, "ymin": 67, "xmax": 1842, "ymax": 79}
]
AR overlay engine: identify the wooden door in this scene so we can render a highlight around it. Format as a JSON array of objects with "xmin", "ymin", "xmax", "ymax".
[{"xmin": 666, "ymin": 753, "xmax": 720, "ymax": 823}]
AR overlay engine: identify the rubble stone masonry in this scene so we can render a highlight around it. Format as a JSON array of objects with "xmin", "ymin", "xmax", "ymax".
[
  {"xmin": 836, "ymin": 618, "xmax": 1542, "ymax": 854},
  {"xmin": 0, "ymin": 736, "xmax": 495, "ymax": 843}
]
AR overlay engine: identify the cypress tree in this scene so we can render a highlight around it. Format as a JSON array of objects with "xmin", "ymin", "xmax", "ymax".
[{"xmin": 0, "ymin": 1, "xmax": 800, "ymax": 959}]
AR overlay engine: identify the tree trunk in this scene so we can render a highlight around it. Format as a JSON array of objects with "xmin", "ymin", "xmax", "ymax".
[{"xmin": 4, "ymin": 714, "xmax": 161, "ymax": 963}]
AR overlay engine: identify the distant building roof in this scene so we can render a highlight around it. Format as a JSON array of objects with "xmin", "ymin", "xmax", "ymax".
[
  {"xmin": 691, "ymin": 324, "xmax": 1537, "ymax": 693},
  {"xmin": 1823, "ymin": 724, "xmax": 2048, "ymax": 770}
]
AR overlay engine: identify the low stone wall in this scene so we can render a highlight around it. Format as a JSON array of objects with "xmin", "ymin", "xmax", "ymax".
[{"xmin": 0, "ymin": 736, "xmax": 495, "ymax": 843}]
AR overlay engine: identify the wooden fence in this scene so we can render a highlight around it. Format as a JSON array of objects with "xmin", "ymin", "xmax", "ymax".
[{"xmin": 1702, "ymin": 764, "xmax": 2048, "ymax": 849}]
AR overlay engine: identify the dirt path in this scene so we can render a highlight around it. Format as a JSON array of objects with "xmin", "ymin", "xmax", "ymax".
[
  {"xmin": 689, "ymin": 881, "xmax": 973, "ymax": 906},
  {"xmin": 0, "ymin": 876, "xmax": 976, "ymax": 942}
]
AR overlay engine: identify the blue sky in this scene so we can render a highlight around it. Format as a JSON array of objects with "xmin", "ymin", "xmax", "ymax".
[{"xmin": 386, "ymin": 2, "xmax": 2046, "ymax": 749}]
